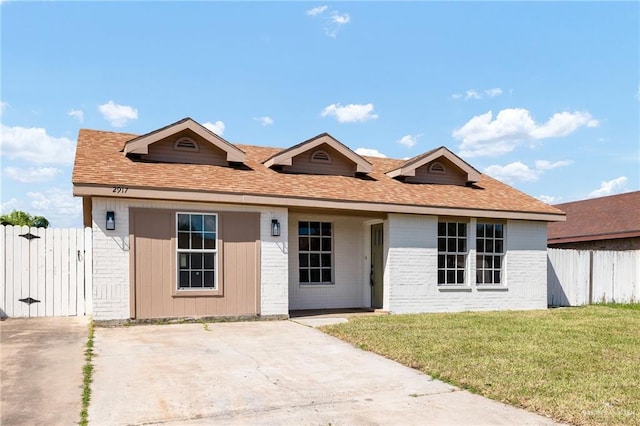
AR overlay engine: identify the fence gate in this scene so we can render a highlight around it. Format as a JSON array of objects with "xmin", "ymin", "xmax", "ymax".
[{"xmin": 1, "ymin": 225, "xmax": 92, "ymax": 318}]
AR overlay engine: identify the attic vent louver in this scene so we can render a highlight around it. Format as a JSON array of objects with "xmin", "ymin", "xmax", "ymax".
[
  {"xmin": 174, "ymin": 137, "xmax": 199, "ymax": 152},
  {"xmin": 429, "ymin": 162, "xmax": 446, "ymax": 174},
  {"xmin": 311, "ymin": 150, "xmax": 331, "ymax": 163}
]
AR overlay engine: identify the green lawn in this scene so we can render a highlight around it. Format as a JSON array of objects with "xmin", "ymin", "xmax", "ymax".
[{"xmin": 321, "ymin": 305, "xmax": 640, "ymax": 426}]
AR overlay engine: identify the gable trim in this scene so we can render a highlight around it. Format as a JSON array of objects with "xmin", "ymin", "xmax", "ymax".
[
  {"xmin": 123, "ymin": 118, "xmax": 245, "ymax": 163},
  {"xmin": 386, "ymin": 146, "xmax": 481, "ymax": 183},
  {"xmin": 263, "ymin": 133, "xmax": 372, "ymax": 173}
]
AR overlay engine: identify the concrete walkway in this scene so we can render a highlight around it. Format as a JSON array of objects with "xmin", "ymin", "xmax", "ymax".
[
  {"xmin": 0, "ymin": 316, "xmax": 88, "ymax": 426},
  {"xmin": 90, "ymin": 320, "xmax": 559, "ymax": 425}
]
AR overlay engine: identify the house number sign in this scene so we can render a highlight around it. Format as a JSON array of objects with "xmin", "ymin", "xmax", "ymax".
[{"xmin": 113, "ymin": 186, "xmax": 129, "ymax": 194}]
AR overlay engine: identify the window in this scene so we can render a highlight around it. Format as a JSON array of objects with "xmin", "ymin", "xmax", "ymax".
[
  {"xmin": 437, "ymin": 221, "xmax": 467, "ymax": 285},
  {"xmin": 174, "ymin": 137, "xmax": 199, "ymax": 152},
  {"xmin": 429, "ymin": 162, "xmax": 446, "ymax": 174},
  {"xmin": 310, "ymin": 150, "xmax": 331, "ymax": 163},
  {"xmin": 177, "ymin": 213, "xmax": 217, "ymax": 290},
  {"xmin": 476, "ymin": 223, "xmax": 504, "ymax": 285},
  {"xmin": 298, "ymin": 221, "xmax": 332, "ymax": 284}
]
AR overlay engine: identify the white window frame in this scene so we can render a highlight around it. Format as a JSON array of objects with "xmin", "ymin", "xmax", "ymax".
[
  {"xmin": 298, "ymin": 221, "xmax": 334, "ymax": 285},
  {"xmin": 476, "ymin": 222, "xmax": 505, "ymax": 285},
  {"xmin": 176, "ymin": 212, "xmax": 217, "ymax": 291},
  {"xmin": 437, "ymin": 221, "xmax": 468, "ymax": 285}
]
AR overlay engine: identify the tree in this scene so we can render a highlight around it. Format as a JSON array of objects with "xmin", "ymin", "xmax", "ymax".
[{"xmin": 0, "ymin": 210, "xmax": 50, "ymax": 228}]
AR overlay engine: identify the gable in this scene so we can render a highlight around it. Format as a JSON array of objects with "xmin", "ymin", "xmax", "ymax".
[
  {"xmin": 404, "ymin": 157, "xmax": 468, "ymax": 185},
  {"xmin": 386, "ymin": 146, "xmax": 480, "ymax": 185},
  {"xmin": 263, "ymin": 133, "xmax": 372, "ymax": 176},
  {"xmin": 283, "ymin": 143, "xmax": 357, "ymax": 176},
  {"xmin": 141, "ymin": 129, "xmax": 230, "ymax": 166},
  {"xmin": 123, "ymin": 118, "xmax": 245, "ymax": 164}
]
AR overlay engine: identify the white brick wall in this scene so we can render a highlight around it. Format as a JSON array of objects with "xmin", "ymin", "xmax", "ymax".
[
  {"xmin": 90, "ymin": 198, "xmax": 289, "ymax": 320},
  {"xmin": 90, "ymin": 196, "xmax": 548, "ymax": 319},
  {"xmin": 91, "ymin": 199, "xmax": 131, "ymax": 320},
  {"xmin": 260, "ymin": 208, "xmax": 289, "ymax": 315},
  {"xmin": 385, "ymin": 214, "xmax": 548, "ymax": 313}
]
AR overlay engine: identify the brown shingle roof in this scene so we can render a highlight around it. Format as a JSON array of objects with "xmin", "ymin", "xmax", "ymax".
[
  {"xmin": 548, "ymin": 191, "xmax": 640, "ymax": 243},
  {"xmin": 72, "ymin": 128, "xmax": 564, "ymax": 219}
]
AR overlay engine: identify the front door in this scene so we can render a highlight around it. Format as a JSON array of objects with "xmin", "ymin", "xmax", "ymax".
[{"xmin": 371, "ymin": 223, "xmax": 384, "ymax": 309}]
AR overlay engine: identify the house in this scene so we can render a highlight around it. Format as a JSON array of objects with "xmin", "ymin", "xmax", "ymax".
[
  {"xmin": 548, "ymin": 191, "xmax": 640, "ymax": 250},
  {"xmin": 72, "ymin": 118, "xmax": 565, "ymax": 321}
]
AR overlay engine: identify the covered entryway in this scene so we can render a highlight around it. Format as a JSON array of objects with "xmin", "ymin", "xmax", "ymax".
[
  {"xmin": 130, "ymin": 209, "xmax": 260, "ymax": 319},
  {"xmin": 287, "ymin": 212, "xmax": 386, "ymax": 311}
]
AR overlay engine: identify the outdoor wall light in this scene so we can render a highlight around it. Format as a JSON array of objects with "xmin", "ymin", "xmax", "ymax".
[
  {"xmin": 271, "ymin": 219, "xmax": 280, "ymax": 237},
  {"xmin": 106, "ymin": 211, "xmax": 116, "ymax": 231}
]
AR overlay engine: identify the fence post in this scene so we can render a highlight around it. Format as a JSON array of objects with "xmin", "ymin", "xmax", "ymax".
[
  {"xmin": 588, "ymin": 251, "xmax": 593, "ymax": 305},
  {"xmin": 84, "ymin": 227, "xmax": 93, "ymax": 316}
]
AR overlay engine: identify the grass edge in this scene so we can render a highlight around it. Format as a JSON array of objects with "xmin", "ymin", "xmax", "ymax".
[{"xmin": 79, "ymin": 317, "xmax": 95, "ymax": 426}]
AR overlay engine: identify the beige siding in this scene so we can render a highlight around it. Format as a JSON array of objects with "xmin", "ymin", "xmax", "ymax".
[
  {"xmin": 284, "ymin": 143, "xmax": 357, "ymax": 176},
  {"xmin": 142, "ymin": 130, "xmax": 228, "ymax": 166},
  {"xmin": 405, "ymin": 158, "xmax": 468, "ymax": 185},
  {"xmin": 131, "ymin": 208, "xmax": 260, "ymax": 319}
]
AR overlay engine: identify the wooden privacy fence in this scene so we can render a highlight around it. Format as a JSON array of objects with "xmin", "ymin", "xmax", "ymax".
[
  {"xmin": 548, "ymin": 248, "xmax": 640, "ymax": 306},
  {"xmin": 1, "ymin": 225, "xmax": 92, "ymax": 318}
]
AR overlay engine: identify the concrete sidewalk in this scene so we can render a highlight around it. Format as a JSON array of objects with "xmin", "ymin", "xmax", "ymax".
[
  {"xmin": 90, "ymin": 320, "xmax": 559, "ymax": 425},
  {"xmin": 0, "ymin": 316, "xmax": 88, "ymax": 426}
]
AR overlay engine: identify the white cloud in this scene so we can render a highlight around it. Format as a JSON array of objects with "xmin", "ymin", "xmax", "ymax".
[
  {"xmin": 0, "ymin": 124, "xmax": 76, "ymax": 165},
  {"xmin": 253, "ymin": 116, "xmax": 274, "ymax": 126},
  {"xmin": 453, "ymin": 108, "xmax": 599, "ymax": 157},
  {"xmin": 588, "ymin": 176, "xmax": 628, "ymax": 198},
  {"xmin": 306, "ymin": 5, "xmax": 328, "ymax": 16},
  {"xmin": 465, "ymin": 90, "xmax": 481, "ymax": 100},
  {"xmin": 98, "ymin": 100, "xmax": 138, "ymax": 127},
  {"xmin": 636, "ymin": 85, "xmax": 640, "ymax": 100},
  {"xmin": 0, "ymin": 197, "xmax": 20, "ymax": 214},
  {"xmin": 4, "ymin": 166, "xmax": 62, "ymax": 183},
  {"xmin": 308, "ymin": 5, "xmax": 350, "ymax": 38},
  {"xmin": 26, "ymin": 187, "xmax": 82, "ymax": 228},
  {"xmin": 484, "ymin": 162, "xmax": 539, "ymax": 184},
  {"xmin": 397, "ymin": 133, "xmax": 422, "ymax": 148},
  {"xmin": 203, "ymin": 120, "xmax": 225, "ymax": 136},
  {"xmin": 321, "ymin": 103, "xmax": 378, "ymax": 123},
  {"xmin": 331, "ymin": 12, "xmax": 350, "ymax": 24},
  {"xmin": 530, "ymin": 111, "xmax": 598, "ymax": 139},
  {"xmin": 537, "ymin": 195, "xmax": 560, "ymax": 204},
  {"xmin": 534, "ymin": 160, "xmax": 572, "ymax": 170},
  {"xmin": 451, "ymin": 87, "xmax": 503, "ymax": 101},
  {"xmin": 355, "ymin": 147, "xmax": 387, "ymax": 158},
  {"xmin": 485, "ymin": 88, "xmax": 503, "ymax": 98},
  {"xmin": 0, "ymin": 101, "xmax": 8, "ymax": 115},
  {"xmin": 68, "ymin": 109, "xmax": 84, "ymax": 123},
  {"xmin": 484, "ymin": 159, "xmax": 572, "ymax": 184}
]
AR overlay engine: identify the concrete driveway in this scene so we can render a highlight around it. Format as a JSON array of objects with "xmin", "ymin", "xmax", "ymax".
[
  {"xmin": 90, "ymin": 320, "xmax": 559, "ymax": 425},
  {"xmin": 0, "ymin": 316, "xmax": 88, "ymax": 426}
]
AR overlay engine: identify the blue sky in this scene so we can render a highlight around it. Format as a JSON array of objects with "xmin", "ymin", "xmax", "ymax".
[{"xmin": 1, "ymin": 1, "xmax": 638, "ymax": 227}]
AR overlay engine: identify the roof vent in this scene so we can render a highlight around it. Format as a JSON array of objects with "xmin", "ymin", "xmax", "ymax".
[
  {"xmin": 174, "ymin": 137, "xmax": 199, "ymax": 152},
  {"xmin": 429, "ymin": 162, "xmax": 446, "ymax": 174},
  {"xmin": 311, "ymin": 149, "xmax": 331, "ymax": 163}
]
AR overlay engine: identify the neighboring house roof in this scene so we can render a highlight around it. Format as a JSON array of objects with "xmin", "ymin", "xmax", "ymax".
[
  {"xmin": 547, "ymin": 191, "xmax": 640, "ymax": 244},
  {"xmin": 72, "ymin": 121, "xmax": 566, "ymax": 221},
  {"xmin": 263, "ymin": 133, "xmax": 372, "ymax": 174},
  {"xmin": 386, "ymin": 146, "xmax": 481, "ymax": 183}
]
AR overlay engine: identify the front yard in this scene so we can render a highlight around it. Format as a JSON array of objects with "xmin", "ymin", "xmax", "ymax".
[{"xmin": 321, "ymin": 305, "xmax": 640, "ymax": 426}]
